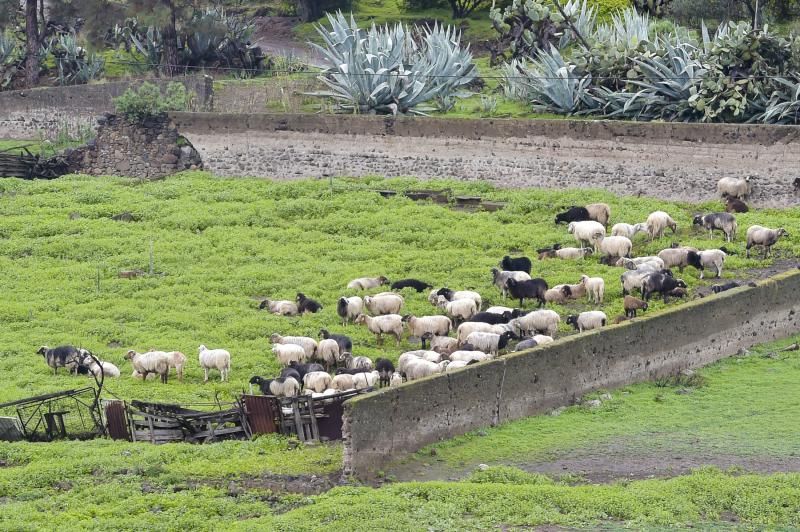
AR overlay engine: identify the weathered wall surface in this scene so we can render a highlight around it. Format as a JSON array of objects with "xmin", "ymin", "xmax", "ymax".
[
  {"xmin": 0, "ymin": 78, "xmax": 212, "ymax": 140},
  {"xmin": 173, "ymin": 113, "xmax": 800, "ymax": 207},
  {"xmin": 341, "ymin": 270, "xmax": 800, "ymax": 479}
]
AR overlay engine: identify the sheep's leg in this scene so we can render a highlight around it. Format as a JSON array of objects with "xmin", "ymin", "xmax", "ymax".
[
  {"xmin": 203, "ymin": 368, "xmax": 209, "ymax": 383},
  {"xmin": 716, "ymin": 265, "xmax": 722, "ymax": 278},
  {"xmin": 394, "ymin": 333, "xmax": 401, "ymax": 346}
]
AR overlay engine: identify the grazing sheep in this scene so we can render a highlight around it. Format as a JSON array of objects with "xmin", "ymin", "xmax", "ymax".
[
  {"xmin": 280, "ymin": 367, "xmax": 302, "ymax": 382},
  {"xmin": 390, "ymin": 372, "xmax": 404, "ymax": 387},
  {"xmin": 258, "ymin": 299, "xmax": 299, "ymax": 316},
  {"xmin": 505, "ymin": 278, "xmax": 548, "ymax": 308},
  {"xmin": 270, "ymin": 334, "xmax": 317, "ymax": 360},
  {"xmin": 405, "ymin": 359, "xmax": 449, "ymax": 381},
  {"xmin": 318, "ymin": 329, "xmax": 352, "ymax": 355},
  {"xmin": 491, "ymin": 268, "xmax": 532, "ymax": 298},
  {"xmin": 198, "ymin": 345, "xmax": 231, "ymax": 382},
  {"xmin": 513, "ymin": 338, "xmax": 539, "ymax": 351},
  {"xmin": 429, "ymin": 335, "xmax": 459, "ymax": 356},
  {"xmin": 567, "ymin": 220, "xmax": 606, "ymax": 250},
  {"xmin": 724, "ymin": 196, "xmax": 749, "ymax": 213},
  {"xmin": 467, "ymin": 311, "xmax": 512, "ymax": 325},
  {"xmin": 249, "ymin": 376, "xmax": 300, "ymax": 397},
  {"xmin": 687, "ymin": 249, "xmax": 727, "ymax": 279},
  {"xmin": 565, "ymin": 311, "xmax": 607, "ymax": 332},
  {"xmin": 288, "ymin": 362, "xmax": 326, "ymax": 380},
  {"xmin": 353, "ymin": 371, "xmax": 380, "ymax": 389},
  {"xmin": 375, "ymin": 358, "xmax": 395, "ymax": 387},
  {"xmin": 403, "ymin": 315, "xmax": 452, "ymax": 348},
  {"xmin": 449, "ymin": 350, "xmax": 492, "ymax": 363},
  {"xmin": 456, "ymin": 322, "xmax": 497, "ymax": 344},
  {"xmin": 641, "ymin": 272, "xmax": 688, "ymax": 303},
  {"xmin": 465, "ymin": 331, "xmax": 517, "ymax": 356},
  {"xmin": 340, "ymin": 353, "xmax": 373, "ymax": 370},
  {"xmin": 272, "ymin": 343, "xmax": 306, "ymax": 366},
  {"xmin": 125, "ymin": 350, "xmax": 171, "ymax": 384},
  {"xmin": 554, "ymin": 247, "xmax": 593, "ymax": 260},
  {"xmin": 717, "ymin": 176, "xmax": 752, "ymax": 200},
  {"xmin": 303, "ymin": 371, "xmax": 333, "ymax": 393},
  {"xmin": 364, "ymin": 293, "xmax": 404, "ymax": 315},
  {"xmin": 580, "ymin": 275, "xmax": 605, "ymax": 304},
  {"xmin": 296, "ymin": 293, "xmax": 323, "ymax": 314},
  {"xmin": 37, "ymin": 345, "xmax": 83, "ymax": 375},
  {"xmin": 508, "ymin": 309, "xmax": 560, "ymax": 337},
  {"xmin": 668, "ymin": 287, "xmax": 689, "ymax": 299},
  {"xmin": 431, "ymin": 288, "xmax": 483, "ymax": 309},
  {"xmin": 555, "ymin": 206, "xmax": 591, "ymax": 225},
  {"xmin": 544, "ymin": 285, "xmax": 572, "ymax": 304},
  {"xmin": 746, "ymin": 226, "xmax": 789, "ymax": 258},
  {"xmin": 623, "ymin": 295, "xmax": 648, "ymax": 318},
  {"xmin": 437, "ymin": 296, "xmax": 478, "ymax": 323},
  {"xmin": 692, "ymin": 213, "xmax": 737, "ymax": 242},
  {"xmin": 586, "ymin": 203, "xmax": 611, "ymax": 227},
  {"xmin": 613, "ymin": 315, "xmax": 631, "ymax": 324},
  {"xmin": 390, "ymin": 279, "xmax": 432, "ymax": 292},
  {"xmin": 712, "ymin": 281, "xmax": 740, "ymax": 294},
  {"xmin": 315, "ymin": 339, "xmax": 339, "ymax": 371},
  {"xmin": 620, "ymin": 268, "xmax": 656, "ymax": 296},
  {"xmin": 354, "ymin": 313, "xmax": 403, "ymax": 345},
  {"xmin": 330, "ymin": 373, "xmax": 355, "ymax": 391},
  {"xmin": 611, "ymin": 222, "xmax": 648, "ymax": 239},
  {"xmin": 499, "ymin": 255, "xmax": 532, "ymax": 274},
  {"xmin": 646, "ymin": 211, "xmax": 678, "ymax": 240},
  {"xmin": 336, "ymin": 296, "xmax": 364, "ymax": 326},
  {"xmin": 657, "ymin": 247, "xmax": 698, "ymax": 272},
  {"xmin": 593, "ymin": 234, "xmax": 632, "ymax": 259},
  {"xmin": 80, "ymin": 357, "xmax": 121, "ymax": 378},
  {"xmin": 347, "ymin": 276, "xmax": 389, "ymax": 290},
  {"xmin": 617, "ymin": 256, "xmax": 665, "ymax": 270}
]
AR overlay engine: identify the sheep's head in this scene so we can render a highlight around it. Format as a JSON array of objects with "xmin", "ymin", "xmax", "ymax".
[
  {"xmin": 353, "ymin": 315, "xmax": 367, "ymax": 325},
  {"xmin": 793, "ymin": 178, "xmax": 800, "ymax": 190},
  {"xmin": 565, "ymin": 315, "xmax": 579, "ymax": 329},
  {"xmin": 258, "ymin": 299, "xmax": 270, "ymax": 310},
  {"xmin": 676, "ymin": 279, "xmax": 688, "ymax": 288},
  {"xmin": 692, "ymin": 215, "xmax": 703, "ymax": 226},
  {"xmin": 560, "ymin": 285, "xmax": 572, "ymax": 297},
  {"xmin": 669, "ymin": 221, "xmax": 678, "ymax": 233},
  {"xmin": 198, "ymin": 344, "xmax": 207, "ymax": 353},
  {"xmin": 36, "ymin": 346, "xmax": 48, "ymax": 356},
  {"xmin": 269, "ymin": 333, "xmax": 281, "ymax": 343},
  {"xmin": 435, "ymin": 295, "xmax": 449, "ymax": 308},
  {"xmin": 378, "ymin": 276, "xmax": 389, "ymax": 285},
  {"xmin": 296, "ymin": 293, "xmax": 305, "ymax": 302},
  {"xmin": 124, "ymin": 350, "xmax": 137, "ymax": 360},
  {"xmin": 579, "ymin": 274, "xmax": 589, "ymax": 285},
  {"xmin": 505, "ymin": 278, "xmax": 517, "ymax": 288},
  {"xmin": 567, "ymin": 222, "xmax": 575, "ymax": 234},
  {"xmin": 401, "ymin": 314, "xmax": 413, "ymax": 323},
  {"xmin": 249, "ymin": 376, "xmax": 264, "ymax": 385},
  {"xmin": 490, "ymin": 268, "xmax": 500, "ymax": 281},
  {"xmin": 777, "ymin": 228, "xmax": 789, "ymax": 238},
  {"xmin": 582, "ymin": 248, "xmax": 594, "ymax": 256}
]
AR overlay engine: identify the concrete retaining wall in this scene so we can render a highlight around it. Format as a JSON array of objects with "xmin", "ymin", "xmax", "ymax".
[{"xmin": 342, "ymin": 270, "xmax": 800, "ymax": 479}]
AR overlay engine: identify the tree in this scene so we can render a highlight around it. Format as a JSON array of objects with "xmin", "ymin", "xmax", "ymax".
[{"xmin": 24, "ymin": 0, "xmax": 40, "ymax": 87}]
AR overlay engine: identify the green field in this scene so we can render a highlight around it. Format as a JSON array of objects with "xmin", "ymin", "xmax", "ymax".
[{"xmin": 0, "ymin": 172, "xmax": 798, "ymax": 528}]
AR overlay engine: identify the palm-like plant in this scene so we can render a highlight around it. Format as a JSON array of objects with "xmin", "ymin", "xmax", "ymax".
[{"xmin": 756, "ymin": 77, "xmax": 800, "ymax": 124}]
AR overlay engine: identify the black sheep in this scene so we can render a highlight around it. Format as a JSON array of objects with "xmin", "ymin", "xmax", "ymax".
[
  {"xmin": 375, "ymin": 358, "xmax": 395, "ymax": 387},
  {"xmin": 505, "ymin": 278, "xmax": 548, "ymax": 307},
  {"xmin": 249, "ymin": 375, "xmax": 298, "ymax": 397},
  {"xmin": 641, "ymin": 272, "xmax": 688, "ymax": 303},
  {"xmin": 467, "ymin": 311, "xmax": 512, "ymax": 325},
  {"xmin": 287, "ymin": 361, "xmax": 325, "ymax": 380},
  {"xmin": 36, "ymin": 345, "xmax": 83, "ymax": 375},
  {"xmin": 496, "ymin": 331, "xmax": 518, "ymax": 352},
  {"xmin": 279, "ymin": 367, "xmax": 302, "ymax": 381},
  {"xmin": 724, "ymin": 196, "xmax": 749, "ymax": 213},
  {"xmin": 555, "ymin": 206, "xmax": 591, "ymax": 225},
  {"xmin": 390, "ymin": 278, "xmax": 433, "ymax": 292},
  {"xmin": 319, "ymin": 328, "xmax": 352, "ymax": 354},
  {"xmin": 711, "ymin": 281, "xmax": 740, "ymax": 294},
  {"xmin": 296, "ymin": 293, "xmax": 323, "ymax": 314},
  {"xmin": 794, "ymin": 178, "xmax": 800, "ymax": 192},
  {"xmin": 500, "ymin": 255, "xmax": 532, "ymax": 274}
]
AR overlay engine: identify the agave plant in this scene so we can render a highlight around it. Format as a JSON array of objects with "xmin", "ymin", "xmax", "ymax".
[
  {"xmin": 755, "ymin": 77, "xmax": 800, "ymax": 124},
  {"xmin": 50, "ymin": 33, "xmax": 105, "ymax": 85},
  {"xmin": 0, "ymin": 31, "xmax": 21, "ymax": 89},
  {"xmin": 308, "ymin": 12, "xmax": 476, "ymax": 115}
]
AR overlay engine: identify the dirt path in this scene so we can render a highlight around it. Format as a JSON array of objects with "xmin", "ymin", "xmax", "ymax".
[{"xmin": 252, "ymin": 17, "xmax": 325, "ymax": 68}]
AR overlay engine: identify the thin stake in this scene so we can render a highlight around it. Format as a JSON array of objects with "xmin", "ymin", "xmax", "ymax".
[{"xmin": 149, "ymin": 240, "xmax": 154, "ymax": 276}]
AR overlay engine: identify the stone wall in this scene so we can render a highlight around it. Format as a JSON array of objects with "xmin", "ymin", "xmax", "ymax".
[
  {"xmin": 0, "ymin": 77, "xmax": 212, "ymax": 140},
  {"xmin": 342, "ymin": 269, "xmax": 800, "ymax": 479},
  {"xmin": 172, "ymin": 113, "xmax": 800, "ymax": 207},
  {"xmin": 67, "ymin": 114, "xmax": 202, "ymax": 179}
]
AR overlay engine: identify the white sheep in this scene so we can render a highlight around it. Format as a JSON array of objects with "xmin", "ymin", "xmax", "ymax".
[
  {"xmin": 617, "ymin": 256, "xmax": 665, "ymax": 270},
  {"xmin": 428, "ymin": 289, "xmax": 482, "ymax": 309},
  {"xmin": 691, "ymin": 249, "xmax": 727, "ymax": 279},
  {"xmin": 269, "ymin": 334, "xmax": 317, "ymax": 360},
  {"xmin": 593, "ymin": 234, "xmax": 632, "ymax": 259},
  {"xmin": 84, "ymin": 359, "xmax": 121, "ymax": 378},
  {"xmin": 353, "ymin": 370, "xmax": 380, "ymax": 389},
  {"xmin": 125, "ymin": 350, "xmax": 171, "ymax": 384},
  {"xmin": 337, "ymin": 296, "xmax": 364, "ymax": 326},
  {"xmin": 303, "ymin": 371, "xmax": 332, "ymax": 393},
  {"xmin": 620, "ymin": 268, "xmax": 655, "ymax": 295},
  {"xmin": 315, "ymin": 339, "xmax": 339, "ymax": 370},
  {"xmin": 532, "ymin": 334, "xmax": 554, "ymax": 345},
  {"xmin": 566, "ymin": 311, "xmax": 607, "ymax": 332},
  {"xmin": 347, "ymin": 276, "xmax": 389, "ymax": 290},
  {"xmin": 389, "ymin": 372, "xmax": 404, "ymax": 387},
  {"xmin": 465, "ymin": 331, "xmax": 515, "ymax": 355},
  {"xmin": 354, "ymin": 313, "xmax": 403, "ymax": 345},
  {"xmin": 437, "ymin": 296, "xmax": 478, "ymax": 322},
  {"xmin": 508, "ymin": 309, "xmax": 560, "ymax": 337},
  {"xmin": 646, "ymin": 211, "xmax": 678, "ymax": 240},
  {"xmin": 404, "ymin": 315, "xmax": 452, "ymax": 340},
  {"xmin": 717, "ymin": 176, "xmax": 752, "ymax": 200},
  {"xmin": 580, "ymin": 275, "xmax": 605, "ymax": 304},
  {"xmin": 448, "ymin": 350, "xmax": 492, "ymax": 363},
  {"xmin": 341, "ymin": 353, "xmax": 374, "ymax": 370},
  {"xmin": 544, "ymin": 285, "xmax": 571, "ymax": 304},
  {"xmin": 491, "ymin": 269, "xmax": 532, "ymax": 298},
  {"xmin": 657, "ymin": 247, "xmax": 698, "ymax": 272},
  {"xmin": 198, "ymin": 345, "xmax": 231, "ymax": 382},
  {"xmin": 567, "ymin": 220, "xmax": 606, "ymax": 250},
  {"xmin": 260, "ymin": 377, "xmax": 301, "ymax": 397},
  {"xmin": 405, "ymin": 359, "xmax": 449, "ymax": 381},
  {"xmin": 272, "ymin": 344, "xmax": 306, "ymax": 366},
  {"xmin": 554, "ymin": 247, "xmax": 593, "ymax": 260},
  {"xmin": 446, "ymin": 360, "xmax": 470, "ymax": 372},
  {"xmin": 586, "ymin": 203, "xmax": 611, "ymax": 226},
  {"xmin": 330, "ymin": 373, "xmax": 355, "ymax": 391},
  {"xmin": 259, "ymin": 299, "xmax": 299, "ymax": 316},
  {"xmin": 430, "ymin": 335, "xmax": 459, "ymax": 356},
  {"xmin": 397, "ymin": 350, "xmax": 439, "ymax": 373},
  {"xmin": 456, "ymin": 321, "xmax": 496, "ymax": 344},
  {"xmin": 746, "ymin": 225, "xmax": 789, "ymax": 258},
  {"xmin": 611, "ymin": 222, "xmax": 648, "ymax": 239},
  {"xmin": 485, "ymin": 306, "xmax": 515, "ymax": 315},
  {"xmin": 364, "ymin": 294, "xmax": 404, "ymax": 315},
  {"xmin": 163, "ymin": 351, "xmax": 187, "ymax": 381}
]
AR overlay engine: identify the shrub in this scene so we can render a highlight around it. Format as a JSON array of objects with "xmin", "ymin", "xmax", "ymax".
[{"xmin": 114, "ymin": 81, "xmax": 188, "ymax": 122}]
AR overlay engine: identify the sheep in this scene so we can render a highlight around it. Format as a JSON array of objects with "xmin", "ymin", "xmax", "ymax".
[
  {"xmin": 375, "ymin": 358, "xmax": 395, "ymax": 387},
  {"xmin": 162, "ymin": 351, "xmax": 186, "ymax": 381},
  {"xmin": 336, "ymin": 296, "xmax": 364, "ymax": 326},
  {"xmin": 580, "ymin": 275, "xmax": 605, "ymax": 304},
  {"xmin": 544, "ymin": 285, "xmax": 572, "ymax": 304},
  {"xmin": 80, "ymin": 357, "xmax": 121, "ymax": 378},
  {"xmin": 389, "ymin": 372, "xmax": 404, "ymax": 387},
  {"xmin": 429, "ymin": 335, "xmax": 459, "ymax": 356},
  {"xmin": 354, "ymin": 313, "xmax": 403, "ymax": 345},
  {"xmin": 620, "ymin": 268, "xmax": 655, "ymax": 295},
  {"xmin": 437, "ymin": 296, "xmax": 478, "ymax": 323},
  {"xmin": 491, "ymin": 268, "xmax": 532, "ymax": 298},
  {"xmin": 340, "ymin": 352, "xmax": 374, "ymax": 370},
  {"xmin": 448, "ymin": 350, "xmax": 492, "ymax": 363},
  {"xmin": 508, "ymin": 309, "xmax": 560, "ymax": 338},
  {"xmin": 485, "ymin": 306, "xmax": 521, "ymax": 316},
  {"xmin": 296, "ymin": 293, "xmax": 323, "ymax": 314},
  {"xmin": 554, "ymin": 247, "xmax": 593, "ymax": 260},
  {"xmin": 330, "ymin": 373, "xmax": 355, "ymax": 391},
  {"xmin": 712, "ymin": 281, "xmax": 740, "ymax": 294},
  {"xmin": 641, "ymin": 272, "xmax": 688, "ymax": 303},
  {"xmin": 431, "ymin": 288, "xmax": 483, "ymax": 309},
  {"xmin": 499, "ymin": 255, "xmax": 532, "ymax": 274},
  {"xmin": 586, "ymin": 203, "xmax": 611, "ymax": 227},
  {"xmin": 303, "ymin": 371, "xmax": 332, "ymax": 393},
  {"xmin": 390, "ymin": 279, "xmax": 432, "ymax": 292},
  {"xmin": 364, "ymin": 293, "xmax": 404, "ymax": 315},
  {"xmin": 467, "ymin": 311, "xmax": 512, "ymax": 325},
  {"xmin": 613, "ymin": 315, "xmax": 631, "ymax": 324},
  {"xmin": 555, "ymin": 206, "xmax": 591, "ymax": 225},
  {"xmin": 687, "ymin": 249, "xmax": 727, "ymax": 279},
  {"xmin": 456, "ymin": 322, "xmax": 501, "ymax": 344},
  {"xmin": 347, "ymin": 276, "xmax": 389, "ymax": 290},
  {"xmin": 353, "ymin": 370, "xmax": 380, "ymax": 389},
  {"xmin": 249, "ymin": 376, "xmax": 300, "ymax": 397},
  {"xmin": 794, "ymin": 177, "xmax": 800, "ymax": 193},
  {"xmin": 465, "ymin": 331, "xmax": 517, "ymax": 356},
  {"xmin": 37, "ymin": 345, "xmax": 83, "ymax": 375},
  {"xmin": 279, "ymin": 367, "xmax": 302, "ymax": 382},
  {"xmin": 405, "ymin": 359, "xmax": 449, "ymax": 381},
  {"xmin": 617, "ymin": 256, "xmax": 665, "ymax": 270},
  {"xmin": 567, "ymin": 220, "xmax": 606, "ymax": 250},
  {"xmin": 724, "ymin": 196, "xmax": 749, "ymax": 213},
  {"xmin": 315, "ymin": 339, "xmax": 339, "ymax": 371},
  {"xmin": 717, "ymin": 176, "xmax": 752, "ymax": 200},
  {"xmin": 198, "ymin": 345, "xmax": 231, "ymax": 382},
  {"xmin": 258, "ymin": 299, "xmax": 299, "ymax": 316},
  {"xmin": 269, "ymin": 334, "xmax": 317, "ymax": 360},
  {"xmin": 657, "ymin": 247, "xmax": 698, "ymax": 272},
  {"xmin": 565, "ymin": 311, "xmax": 607, "ymax": 332},
  {"xmin": 318, "ymin": 329, "xmax": 352, "ymax": 355},
  {"xmin": 513, "ymin": 338, "xmax": 539, "ymax": 352},
  {"xmin": 692, "ymin": 213, "xmax": 737, "ymax": 242},
  {"xmin": 746, "ymin": 226, "xmax": 789, "ymax": 258},
  {"xmin": 611, "ymin": 222, "xmax": 648, "ymax": 239},
  {"xmin": 125, "ymin": 350, "xmax": 171, "ymax": 384},
  {"xmin": 445, "ymin": 360, "xmax": 471, "ymax": 372},
  {"xmin": 403, "ymin": 315, "xmax": 452, "ymax": 348},
  {"xmin": 646, "ymin": 211, "xmax": 678, "ymax": 240},
  {"xmin": 288, "ymin": 362, "xmax": 325, "ymax": 381},
  {"xmin": 593, "ymin": 234, "xmax": 632, "ymax": 259},
  {"xmin": 623, "ymin": 295, "xmax": 648, "ymax": 318},
  {"xmin": 505, "ymin": 278, "xmax": 548, "ymax": 308}
]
